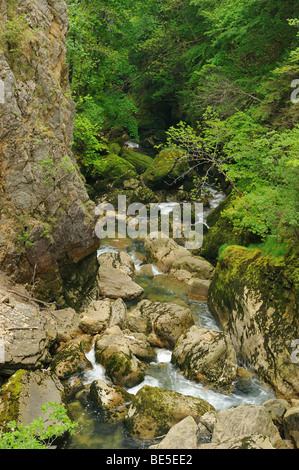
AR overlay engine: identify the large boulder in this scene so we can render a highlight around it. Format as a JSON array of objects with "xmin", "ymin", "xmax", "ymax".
[
  {"xmin": 141, "ymin": 149, "xmax": 190, "ymax": 190},
  {"xmin": 263, "ymin": 398, "xmax": 291, "ymax": 438},
  {"xmin": 211, "ymin": 404, "xmax": 283, "ymax": 448},
  {"xmin": 208, "ymin": 245, "xmax": 299, "ymax": 399},
  {"xmin": 0, "ymin": 287, "xmax": 56, "ymax": 375},
  {"xmin": 51, "ymin": 337, "xmax": 93, "ymax": 379},
  {"xmin": 97, "ymin": 252, "xmax": 144, "ymax": 300},
  {"xmin": 79, "ymin": 299, "xmax": 112, "ymax": 335},
  {"xmin": 0, "ymin": 369, "xmax": 64, "ymax": 430},
  {"xmin": 170, "ymin": 255, "xmax": 215, "ymax": 281},
  {"xmin": 94, "ymin": 326, "xmax": 155, "ymax": 387},
  {"xmin": 120, "ymin": 149, "xmax": 153, "ymax": 175},
  {"xmin": 149, "ymin": 416, "xmax": 199, "ymax": 449},
  {"xmin": 172, "ymin": 325, "xmax": 237, "ymax": 390},
  {"xmin": 143, "ymin": 236, "xmax": 190, "ymax": 273},
  {"xmin": 89, "ymin": 380, "xmax": 132, "ymax": 422},
  {"xmin": 283, "ymin": 407, "xmax": 299, "ymax": 448},
  {"xmin": 124, "ymin": 385, "xmax": 215, "ymax": 439},
  {"xmin": 126, "ymin": 299, "xmax": 195, "ymax": 349}
]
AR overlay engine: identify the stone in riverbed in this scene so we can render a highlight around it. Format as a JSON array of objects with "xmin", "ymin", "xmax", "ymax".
[
  {"xmin": 94, "ymin": 326, "xmax": 154, "ymax": 387},
  {"xmin": 0, "ymin": 369, "xmax": 64, "ymax": 430},
  {"xmin": 172, "ymin": 325, "xmax": 237, "ymax": 390},
  {"xmin": 211, "ymin": 404, "xmax": 283, "ymax": 448},
  {"xmin": 143, "ymin": 236, "xmax": 190, "ymax": 273},
  {"xmin": 126, "ymin": 299, "xmax": 195, "ymax": 349},
  {"xmin": 263, "ymin": 398, "xmax": 291, "ymax": 438},
  {"xmin": 51, "ymin": 336, "xmax": 93, "ymax": 379},
  {"xmin": 124, "ymin": 385, "xmax": 215, "ymax": 439},
  {"xmin": 97, "ymin": 252, "xmax": 144, "ymax": 300},
  {"xmin": 283, "ymin": 407, "xmax": 299, "ymax": 448},
  {"xmin": 79, "ymin": 299, "xmax": 112, "ymax": 334},
  {"xmin": 89, "ymin": 380, "xmax": 132, "ymax": 422},
  {"xmin": 149, "ymin": 416, "xmax": 199, "ymax": 449}
]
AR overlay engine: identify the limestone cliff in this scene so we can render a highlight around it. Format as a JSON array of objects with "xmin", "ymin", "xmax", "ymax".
[
  {"xmin": 0, "ymin": 0, "xmax": 99, "ymax": 309},
  {"xmin": 208, "ymin": 245, "xmax": 299, "ymax": 400}
]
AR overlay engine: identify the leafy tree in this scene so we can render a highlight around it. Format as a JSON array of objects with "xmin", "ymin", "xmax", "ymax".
[{"xmin": 0, "ymin": 402, "xmax": 79, "ymax": 449}]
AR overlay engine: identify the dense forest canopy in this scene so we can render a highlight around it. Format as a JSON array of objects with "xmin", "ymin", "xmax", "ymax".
[{"xmin": 66, "ymin": 0, "xmax": 299, "ymax": 255}]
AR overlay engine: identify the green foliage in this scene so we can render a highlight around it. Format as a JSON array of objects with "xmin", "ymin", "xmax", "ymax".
[
  {"xmin": 73, "ymin": 113, "xmax": 106, "ymax": 167},
  {"xmin": 0, "ymin": 15, "xmax": 34, "ymax": 58},
  {"xmin": 65, "ymin": 0, "xmax": 299, "ymax": 252},
  {"xmin": 0, "ymin": 402, "xmax": 78, "ymax": 449}
]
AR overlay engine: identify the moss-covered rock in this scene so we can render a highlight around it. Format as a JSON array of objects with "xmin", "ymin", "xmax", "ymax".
[
  {"xmin": 102, "ymin": 186, "xmax": 159, "ymax": 207},
  {"xmin": 89, "ymin": 380, "xmax": 132, "ymax": 422},
  {"xmin": 208, "ymin": 245, "xmax": 299, "ymax": 399},
  {"xmin": 120, "ymin": 149, "xmax": 153, "ymax": 174},
  {"xmin": 91, "ymin": 154, "xmax": 137, "ymax": 193},
  {"xmin": 0, "ymin": 370, "xmax": 64, "ymax": 431},
  {"xmin": 51, "ymin": 337, "xmax": 93, "ymax": 379},
  {"xmin": 107, "ymin": 142, "xmax": 122, "ymax": 156},
  {"xmin": 172, "ymin": 325, "xmax": 237, "ymax": 391},
  {"xmin": 200, "ymin": 193, "xmax": 261, "ymax": 265},
  {"xmin": 124, "ymin": 385, "xmax": 215, "ymax": 439},
  {"xmin": 141, "ymin": 149, "xmax": 190, "ymax": 190},
  {"xmin": 94, "ymin": 326, "xmax": 149, "ymax": 387}
]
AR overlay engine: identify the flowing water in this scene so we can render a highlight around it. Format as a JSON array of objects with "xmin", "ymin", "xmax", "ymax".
[{"xmin": 65, "ymin": 187, "xmax": 275, "ymax": 449}]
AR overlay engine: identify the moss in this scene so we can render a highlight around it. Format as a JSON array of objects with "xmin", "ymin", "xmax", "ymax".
[
  {"xmin": 124, "ymin": 385, "xmax": 215, "ymax": 438},
  {"xmin": 120, "ymin": 149, "xmax": 153, "ymax": 174},
  {"xmin": 141, "ymin": 149, "xmax": 189, "ymax": 190},
  {"xmin": 0, "ymin": 369, "xmax": 27, "ymax": 429},
  {"xmin": 200, "ymin": 195, "xmax": 262, "ymax": 265},
  {"xmin": 107, "ymin": 142, "xmax": 122, "ymax": 155},
  {"xmin": 91, "ymin": 154, "xmax": 137, "ymax": 193},
  {"xmin": 105, "ymin": 352, "xmax": 132, "ymax": 377},
  {"xmin": 102, "ymin": 186, "xmax": 158, "ymax": 207},
  {"xmin": 208, "ymin": 244, "xmax": 299, "ymax": 395}
]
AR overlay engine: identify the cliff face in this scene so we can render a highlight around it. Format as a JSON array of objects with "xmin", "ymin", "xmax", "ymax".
[
  {"xmin": 0, "ymin": 0, "xmax": 99, "ymax": 309},
  {"xmin": 208, "ymin": 246, "xmax": 299, "ymax": 400}
]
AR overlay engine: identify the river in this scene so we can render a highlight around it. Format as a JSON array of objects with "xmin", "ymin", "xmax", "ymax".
[{"xmin": 65, "ymin": 188, "xmax": 275, "ymax": 449}]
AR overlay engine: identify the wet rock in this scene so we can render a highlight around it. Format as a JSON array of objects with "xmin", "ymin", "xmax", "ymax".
[
  {"xmin": 263, "ymin": 398, "xmax": 291, "ymax": 438},
  {"xmin": 149, "ymin": 416, "xmax": 199, "ymax": 449},
  {"xmin": 63, "ymin": 376, "xmax": 85, "ymax": 400},
  {"xmin": 94, "ymin": 326, "xmax": 152, "ymax": 387},
  {"xmin": 97, "ymin": 252, "xmax": 144, "ymax": 300},
  {"xmin": 126, "ymin": 299, "xmax": 195, "ymax": 349},
  {"xmin": 51, "ymin": 337, "xmax": 93, "ymax": 379},
  {"xmin": 0, "ymin": 369, "xmax": 64, "ymax": 429},
  {"xmin": 172, "ymin": 325, "xmax": 237, "ymax": 390},
  {"xmin": 208, "ymin": 245, "xmax": 299, "ymax": 399},
  {"xmin": 283, "ymin": 407, "xmax": 299, "ymax": 448},
  {"xmin": 211, "ymin": 404, "xmax": 283, "ymax": 448},
  {"xmin": 124, "ymin": 385, "xmax": 215, "ymax": 439},
  {"xmin": 89, "ymin": 380, "xmax": 132, "ymax": 422},
  {"xmin": 79, "ymin": 300, "xmax": 112, "ymax": 335},
  {"xmin": 143, "ymin": 236, "xmax": 190, "ymax": 272},
  {"xmin": 188, "ymin": 279, "xmax": 211, "ymax": 301}
]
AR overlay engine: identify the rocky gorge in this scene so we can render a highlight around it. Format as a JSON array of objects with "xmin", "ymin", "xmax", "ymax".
[{"xmin": 0, "ymin": 0, "xmax": 298, "ymax": 452}]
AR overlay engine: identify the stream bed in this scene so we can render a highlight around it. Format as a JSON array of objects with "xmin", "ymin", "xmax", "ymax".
[{"xmin": 65, "ymin": 191, "xmax": 276, "ymax": 449}]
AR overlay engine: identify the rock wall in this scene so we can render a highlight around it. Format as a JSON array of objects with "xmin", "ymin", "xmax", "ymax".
[
  {"xmin": 0, "ymin": 0, "xmax": 99, "ymax": 309},
  {"xmin": 208, "ymin": 245, "xmax": 299, "ymax": 400}
]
